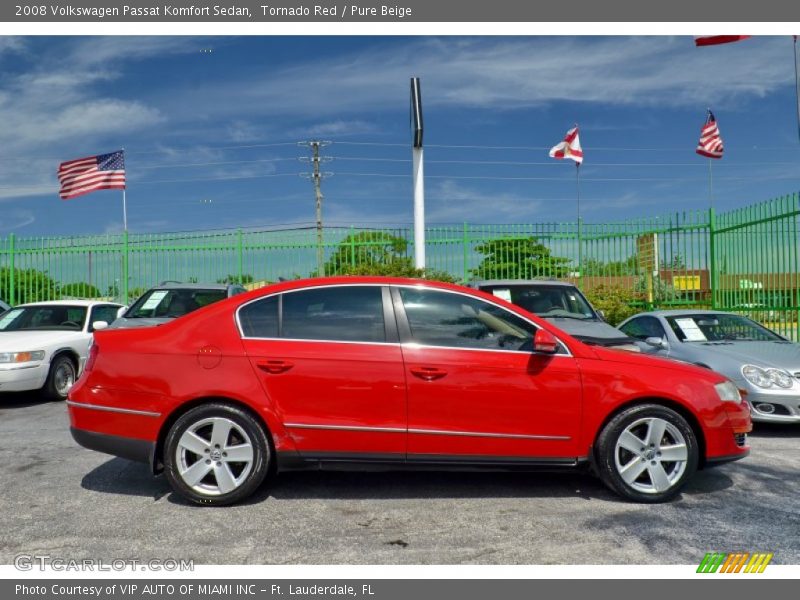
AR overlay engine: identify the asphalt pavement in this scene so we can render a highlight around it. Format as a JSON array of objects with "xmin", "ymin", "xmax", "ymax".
[{"xmin": 1, "ymin": 393, "xmax": 798, "ymax": 565}]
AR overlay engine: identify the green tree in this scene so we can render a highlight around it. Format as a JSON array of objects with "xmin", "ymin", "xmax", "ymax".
[
  {"xmin": 0, "ymin": 267, "xmax": 59, "ymax": 304},
  {"xmin": 321, "ymin": 231, "xmax": 455, "ymax": 282},
  {"xmin": 60, "ymin": 282, "xmax": 102, "ymax": 299},
  {"xmin": 584, "ymin": 285, "xmax": 643, "ymax": 326},
  {"xmin": 471, "ymin": 237, "xmax": 572, "ymax": 280},
  {"xmin": 583, "ymin": 255, "xmax": 639, "ymax": 276}
]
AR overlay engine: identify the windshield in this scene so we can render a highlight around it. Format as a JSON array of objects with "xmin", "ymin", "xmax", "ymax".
[
  {"xmin": 0, "ymin": 305, "xmax": 87, "ymax": 332},
  {"xmin": 125, "ymin": 288, "xmax": 227, "ymax": 319},
  {"xmin": 666, "ymin": 314, "xmax": 783, "ymax": 342},
  {"xmin": 482, "ymin": 284, "xmax": 596, "ymax": 320}
]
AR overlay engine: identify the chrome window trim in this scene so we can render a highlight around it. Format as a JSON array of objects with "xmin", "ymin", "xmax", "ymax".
[
  {"xmin": 284, "ymin": 422, "xmax": 569, "ymax": 441},
  {"xmin": 66, "ymin": 400, "xmax": 161, "ymax": 418},
  {"xmin": 235, "ymin": 281, "xmax": 572, "ymax": 357}
]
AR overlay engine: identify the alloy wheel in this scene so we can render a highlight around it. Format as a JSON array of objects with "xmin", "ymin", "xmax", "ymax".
[
  {"xmin": 175, "ymin": 417, "xmax": 255, "ymax": 496},
  {"xmin": 613, "ymin": 417, "xmax": 688, "ymax": 494}
]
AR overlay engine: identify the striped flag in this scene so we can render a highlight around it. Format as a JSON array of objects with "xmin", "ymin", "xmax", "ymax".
[
  {"xmin": 549, "ymin": 125, "xmax": 583, "ymax": 164},
  {"xmin": 696, "ymin": 111, "xmax": 724, "ymax": 159},
  {"xmin": 694, "ymin": 35, "xmax": 751, "ymax": 47},
  {"xmin": 58, "ymin": 150, "xmax": 126, "ymax": 200}
]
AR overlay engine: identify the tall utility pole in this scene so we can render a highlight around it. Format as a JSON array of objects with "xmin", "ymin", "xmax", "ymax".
[
  {"xmin": 299, "ymin": 140, "xmax": 332, "ymax": 275},
  {"xmin": 410, "ymin": 77, "xmax": 425, "ymax": 269}
]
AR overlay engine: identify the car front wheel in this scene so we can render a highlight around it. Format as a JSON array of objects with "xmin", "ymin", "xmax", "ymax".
[
  {"xmin": 163, "ymin": 403, "xmax": 271, "ymax": 506},
  {"xmin": 595, "ymin": 404, "xmax": 698, "ymax": 503},
  {"xmin": 44, "ymin": 355, "xmax": 76, "ymax": 401}
]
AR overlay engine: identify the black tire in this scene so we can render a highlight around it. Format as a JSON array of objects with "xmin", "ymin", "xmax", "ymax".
[
  {"xmin": 43, "ymin": 354, "xmax": 77, "ymax": 401},
  {"xmin": 594, "ymin": 403, "xmax": 699, "ymax": 503},
  {"xmin": 163, "ymin": 403, "xmax": 271, "ymax": 506}
]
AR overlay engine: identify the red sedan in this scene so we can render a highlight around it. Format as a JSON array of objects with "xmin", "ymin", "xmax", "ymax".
[{"xmin": 67, "ymin": 277, "xmax": 751, "ymax": 505}]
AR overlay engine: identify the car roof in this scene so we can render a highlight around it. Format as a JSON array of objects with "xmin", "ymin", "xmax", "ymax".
[
  {"xmin": 148, "ymin": 282, "xmax": 232, "ymax": 290},
  {"xmin": 633, "ymin": 309, "xmax": 737, "ymax": 318},
  {"xmin": 470, "ymin": 279, "xmax": 576, "ymax": 288},
  {"xmin": 17, "ymin": 300, "xmax": 122, "ymax": 308}
]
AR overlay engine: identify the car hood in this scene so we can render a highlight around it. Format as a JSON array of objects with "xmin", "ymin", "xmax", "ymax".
[
  {"xmin": 543, "ymin": 317, "xmax": 634, "ymax": 346},
  {"xmin": 0, "ymin": 330, "xmax": 84, "ymax": 350},
  {"xmin": 590, "ymin": 344, "xmax": 723, "ymax": 380},
  {"xmin": 107, "ymin": 317, "xmax": 173, "ymax": 329},
  {"xmin": 675, "ymin": 340, "xmax": 800, "ymax": 373}
]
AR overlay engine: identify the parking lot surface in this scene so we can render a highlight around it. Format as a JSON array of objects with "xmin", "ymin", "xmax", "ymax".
[{"xmin": 2, "ymin": 394, "xmax": 799, "ymax": 565}]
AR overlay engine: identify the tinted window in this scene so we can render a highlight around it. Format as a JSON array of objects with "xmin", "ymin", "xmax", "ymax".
[
  {"xmin": 619, "ymin": 317, "xmax": 666, "ymax": 340},
  {"xmin": 239, "ymin": 296, "xmax": 279, "ymax": 338},
  {"xmin": 282, "ymin": 286, "xmax": 385, "ymax": 343},
  {"xmin": 399, "ymin": 288, "xmax": 538, "ymax": 352}
]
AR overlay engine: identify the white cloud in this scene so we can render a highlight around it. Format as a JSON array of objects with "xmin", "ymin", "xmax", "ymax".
[{"xmin": 191, "ymin": 37, "xmax": 794, "ymax": 118}]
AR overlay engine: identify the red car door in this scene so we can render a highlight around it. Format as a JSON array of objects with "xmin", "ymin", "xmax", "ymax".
[
  {"xmin": 239, "ymin": 285, "xmax": 407, "ymax": 458},
  {"xmin": 393, "ymin": 286, "xmax": 582, "ymax": 461}
]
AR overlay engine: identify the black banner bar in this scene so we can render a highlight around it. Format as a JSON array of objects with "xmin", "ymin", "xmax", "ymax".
[{"xmin": 3, "ymin": 0, "xmax": 800, "ymax": 23}]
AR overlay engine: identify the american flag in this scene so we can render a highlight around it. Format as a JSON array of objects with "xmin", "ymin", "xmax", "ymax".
[
  {"xmin": 696, "ymin": 111, "xmax": 724, "ymax": 159},
  {"xmin": 549, "ymin": 125, "xmax": 583, "ymax": 164},
  {"xmin": 58, "ymin": 151, "xmax": 126, "ymax": 200}
]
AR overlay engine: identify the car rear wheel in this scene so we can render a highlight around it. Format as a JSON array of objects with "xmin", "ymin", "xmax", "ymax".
[
  {"xmin": 44, "ymin": 355, "xmax": 76, "ymax": 401},
  {"xmin": 595, "ymin": 404, "xmax": 698, "ymax": 503},
  {"xmin": 164, "ymin": 403, "xmax": 271, "ymax": 506}
]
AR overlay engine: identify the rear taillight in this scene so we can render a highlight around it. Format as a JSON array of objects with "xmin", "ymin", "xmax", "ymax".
[{"xmin": 84, "ymin": 344, "xmax": 99, "ymax": 372}]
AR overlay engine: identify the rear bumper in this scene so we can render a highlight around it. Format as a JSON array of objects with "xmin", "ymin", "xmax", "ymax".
[{"xmin": 70, "ymin": 427, "xmax": 156, "ymax": 466}]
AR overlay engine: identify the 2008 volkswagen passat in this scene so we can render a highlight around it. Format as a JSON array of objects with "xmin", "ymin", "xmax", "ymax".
[{"xmin": 68, "ymin": 277, "xmax": 751, "ymax": 505}]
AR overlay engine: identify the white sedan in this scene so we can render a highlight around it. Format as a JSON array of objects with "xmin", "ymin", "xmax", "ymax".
[{"xmin": 0, "ymin": 300, "xmax": 123, "ymax": 400}]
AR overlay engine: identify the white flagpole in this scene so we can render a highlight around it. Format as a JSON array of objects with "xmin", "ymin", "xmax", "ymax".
[
  {"xmin": 576, "ymin": 162, "xmax": 582, "ymax": 279},
  {"xmin": 122, "ymin": 188, "xmax": 128, "ymax": 232},
  {"xmin": 410, "ymin": 78, "xmax": 425, "ymax": 269}
]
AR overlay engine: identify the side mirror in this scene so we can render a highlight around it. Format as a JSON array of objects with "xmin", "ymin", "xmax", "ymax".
[
  {"xmin": 92, "ymin": 321, "xmax": 109, "ymax": 331},
  {"xmin": 533, "ymin": 329, "xmax": 559, "ymax": 354},
  {"xmin": 596, "ymin": 309, "xmax": 606, "ymax": 321},
  {"xmin": 644, "ymin": 336, "xmax": 667, "ymax": 349}
]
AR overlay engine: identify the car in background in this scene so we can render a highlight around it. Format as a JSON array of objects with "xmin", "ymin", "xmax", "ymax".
[
  {"xmin": 0, "ymin": 300, "xmax": 123, "ymax": 400},
  {"xmin": 108, "ymin": 282, "xmax": 246, "ymax": 329},
  {"xmin": 470, "ymin": 279, "xmax": 639, "ymax": 351},
  {"xmin": 69, "ymin": 277, "xmax": 750, "ymax": 506},
  {"xmin": 619, "ymin": 310, "xmax": 800, "ymax": 423}
]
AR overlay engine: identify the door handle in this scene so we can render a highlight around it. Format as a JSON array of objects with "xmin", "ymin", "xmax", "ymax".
[
  {"xmin": 256, "ymin": 360, "xmax": 294, "ymax": 374},
  {"xmin": 410, "ymin": 366, "xmax": 448, "ymax": 381}
]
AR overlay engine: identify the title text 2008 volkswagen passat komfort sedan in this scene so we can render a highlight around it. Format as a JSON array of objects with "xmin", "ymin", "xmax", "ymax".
[{"xmin": 68, "ymin": 278, "xmax": 751, "ymax": 505}]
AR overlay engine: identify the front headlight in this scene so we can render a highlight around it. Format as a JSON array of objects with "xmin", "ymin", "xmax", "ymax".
[
  {"xmin": 742, "ymin": 364, "xmax": 794, "ymax": 389},
  {"xmin": 714, "ymin": 381, "xmax": 742, "ymax": 403},
  {"xmin": 0, "ymin": 350, "xmax": 46, "ymax": 364}
]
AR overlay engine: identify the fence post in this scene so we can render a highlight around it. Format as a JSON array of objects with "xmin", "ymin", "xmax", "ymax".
[
  {"xmin": 122, "ymin": 230, "xmax": 129, "ymax": 305},
  {"xmin": 8, "ymin": 233, "xmax": 15, "ymax": 305},
  {"xmin": 349, "ymin": 226, "xmax": 356, "ymax": 268},
  {"xmin": 709, "ymin": 207, "xmax": 717, "ymax": 309},
  {"xmin": 462, "ymin": 223, "xmax": 469, "ymax": 283},
  {"xmin": 237, "ymin": 228, "xmax": 244, "ymax": 284}
]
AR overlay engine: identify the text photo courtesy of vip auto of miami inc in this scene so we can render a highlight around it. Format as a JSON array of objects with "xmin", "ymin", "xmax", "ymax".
[{"xmin": 0, "ymin": 34, "xmax": 799, "ymax": 570}]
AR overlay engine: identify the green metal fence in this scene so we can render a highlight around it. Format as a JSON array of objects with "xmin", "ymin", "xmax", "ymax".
[{"xmin": 1, "ymin": 192, "xmax": 799, "ymax": 338}]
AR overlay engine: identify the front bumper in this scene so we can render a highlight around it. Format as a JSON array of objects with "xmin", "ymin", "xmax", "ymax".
[
  {"xmin": 746, "ymin": 390, "xmax": 800, "ymax": 423},
  {"xmin": 70, "ymin": 427, "xmax": 156, "ymax": 466},
  {"xmin": 0, "ymin": 363, "xmax": 48, "ymax": 392}
]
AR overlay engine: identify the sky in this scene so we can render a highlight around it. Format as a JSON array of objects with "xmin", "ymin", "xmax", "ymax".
[{"xmin": 1, "ymin": 35, "xmax": 799, "ymax": 238}]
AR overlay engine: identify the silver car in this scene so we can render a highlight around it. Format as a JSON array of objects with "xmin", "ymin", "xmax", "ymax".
[{"xmin": 619, "ymin": 310, "xmax": 800, "ymax": 423}]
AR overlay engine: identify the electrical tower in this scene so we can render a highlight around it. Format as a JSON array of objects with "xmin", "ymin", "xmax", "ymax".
[{"xmin": 299, "ymin": 140, "xmax": 332, "ymax": 274}]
